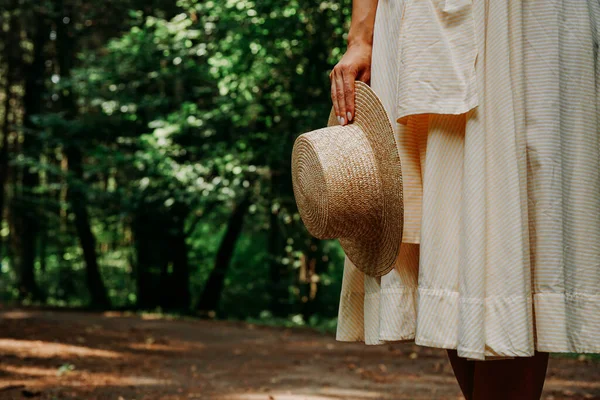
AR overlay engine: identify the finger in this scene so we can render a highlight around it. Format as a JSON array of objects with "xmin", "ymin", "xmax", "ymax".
[
  {"xmin": 335, "ymin": 69, "xmax": 347, "ymax": 125},
  {"xmin": 330, "ymin": 73, "xmax": 341, "ymax": 125},
  {"xmin": 342, "ymin": 69, "xmax": 356, "ymax": 123}
]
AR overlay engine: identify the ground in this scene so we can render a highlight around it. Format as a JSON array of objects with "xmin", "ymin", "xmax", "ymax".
[{"xmin": 0, "ymin": 307, "xmax": 598, "ymax": 400}]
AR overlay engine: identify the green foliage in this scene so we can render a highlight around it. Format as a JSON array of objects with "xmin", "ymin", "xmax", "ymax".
[
  {"xmin": 1, "ymin": 0, "xmax": 352, "ymax": 322},
  {"xmin": 243, "ymin": 310, "xmax": 338, "ymax": 334}
]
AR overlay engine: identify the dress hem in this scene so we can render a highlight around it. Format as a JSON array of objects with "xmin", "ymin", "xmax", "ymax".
[{"xmin": 335, "ymin": 287, "xmax": 600, "ymax": 360}]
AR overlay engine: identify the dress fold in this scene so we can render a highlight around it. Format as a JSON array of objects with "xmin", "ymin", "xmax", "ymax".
[{"xmin": 396, "ymin": 0, "xmax": 479, "ymax": 124}]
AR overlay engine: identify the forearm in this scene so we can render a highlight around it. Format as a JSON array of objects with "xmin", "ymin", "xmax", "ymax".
[{"xmin": 347, "ymin": 0, "xmax": 379, "ymax": 48}]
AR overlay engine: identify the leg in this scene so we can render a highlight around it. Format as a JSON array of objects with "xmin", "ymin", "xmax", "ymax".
[
  {"xmin": 472, "ymin": 351, "xmax": 550, "ymax": 400},
  {"xmin": 446, "ymin": 349, "xmax": 475, "ymax": 400}
]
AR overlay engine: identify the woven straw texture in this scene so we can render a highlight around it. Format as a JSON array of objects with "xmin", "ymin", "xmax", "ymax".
[{"xmin": 291, "ymin": 81, "xmax": 403, "ymax": 277}]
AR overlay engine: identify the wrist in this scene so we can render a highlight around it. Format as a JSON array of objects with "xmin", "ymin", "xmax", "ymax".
[
  {"xmin": 347, "ymin": 14, "xmax": 375, "ymax": 48},
  {"xmin": 347, "ymin": 35, "xmax": 373, "ymax": 50}
]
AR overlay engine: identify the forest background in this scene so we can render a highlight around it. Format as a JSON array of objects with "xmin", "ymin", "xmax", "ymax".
[{"xmin": 0, "ymin": 0, "xmax": 352, "ymax": 332}]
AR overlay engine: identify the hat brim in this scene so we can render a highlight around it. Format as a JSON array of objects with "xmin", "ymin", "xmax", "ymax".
[{"xmin": 327, "ymin": 81, "xmax": 404, "ymax": 277}]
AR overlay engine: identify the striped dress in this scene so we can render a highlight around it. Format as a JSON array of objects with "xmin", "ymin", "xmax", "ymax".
[{"xmin": 335, "ymin": 0, "xmax": 600, "ymax": 360}]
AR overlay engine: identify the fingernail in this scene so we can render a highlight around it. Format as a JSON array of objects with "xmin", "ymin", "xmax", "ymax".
[
  {"xmin": 347, "ymin": 111, "xmax": 352, "ymax": 122},
  {"xmin": 340, "ymin": 117, "xmax": 345, "ymax": 125},
  {"xmin": 337, "ymin": 116, "xmax": 342, "ymax": 125}
]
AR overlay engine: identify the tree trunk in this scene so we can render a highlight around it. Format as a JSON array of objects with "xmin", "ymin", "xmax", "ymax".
[
  {"xmin": 66, "ymin": 148, "xmax": 111, "ymax": 308},
  {"xmin": 268, "ymin": 172, "xmax": 289, "ymax": 317},
  {"xmin": 299, "ymin": 236, "xmax": 325, "ymax": 319},
  {"xmin": 164, "ymin": 208, "xmax": 191, "ymax": 311},
  {"xmin": 197, "ymin": 194, "xmax": 251, "ymax": 316},
  {"xmin": 132, "ymin": 208, "xmax": 170, "ymax": 310},
  {"xmin": 55, "ymin": 0, "xmax": 110, "ymax": 308},
  {"xmin": 0, "ymin": 14, "xmax": 15, "ymax": 260},
  {"xmin": 9, "ymin": 9, "xmax": 49, "ymax": 301}
]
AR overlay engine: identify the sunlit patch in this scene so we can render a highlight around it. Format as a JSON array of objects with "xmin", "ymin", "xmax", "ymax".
[
  {"xmin": 220, "ymin": 388, "xmax": 388, "ymax": 400},
  {"xmin": 0, "ymin": 339, "xmax": 122, "ymax": 359},
  {"xmin": 545, "ymin": 378, "xmax": 600, "ymax": 390},
  {"xmin": 117, "ymin": 376, "xmax": 174, "ymax": 386},
  {"xmin": 128, "ymin": 341, "xmax": 205, "ymax": 352},
  {"xmin": 0, "ymin": 311, "xmax": 35, "ymax": 320},
  {"xmin": 0, "ymin": 364, "xmax": 174, "ymax": 387},
  {"xmin": 220, "ymin": 395, "xmax": 340, "ymax": 400},
  {"xmin": 139, "ymin": 313, "xmax": 177, "ymax": 321},
  {"xmin": 102, "ymin": 311, "xmax": 133, "ymax": 318},
  {"xmin": 100, "ymin": 311, "xmax": 179, "ymax": 321},
  {"xmin": 1, "ymin": 365, "xmax": 57, "ymax": 377},
  {"xmin": 319, "ymin": 388, "xmax": 393, "ymax": 398}
]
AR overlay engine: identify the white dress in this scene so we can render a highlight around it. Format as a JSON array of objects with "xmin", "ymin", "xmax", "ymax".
[{"xmin": 335, "ymin": 0, "xmax": 600, "ymax": 360}]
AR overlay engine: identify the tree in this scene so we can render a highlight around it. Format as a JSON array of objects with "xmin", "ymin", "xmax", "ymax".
[
  {"xmin": 8, "ymin": 5, "xmax": 50, "ymax": 301},
  {"xmin": 54, "ymin": 0, "xmax": 110, "ymax": 308}
]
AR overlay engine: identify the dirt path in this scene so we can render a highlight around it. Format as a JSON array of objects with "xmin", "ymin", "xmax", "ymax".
[{"xmin": 0, "ymin": 308, "xmax": 597, "ymax": 400}]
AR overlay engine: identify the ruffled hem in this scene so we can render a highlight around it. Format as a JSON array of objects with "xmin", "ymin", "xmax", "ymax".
[
  {"xmin": 335, "ymin": 286, "xmax": 600, "ymax": 360},
  {"xmin": 534, "ymin": 292, "xmax": 600, "ymax": 354}
]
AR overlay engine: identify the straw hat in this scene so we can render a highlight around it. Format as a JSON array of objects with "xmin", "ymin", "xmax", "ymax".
[{"xmin": 291, "ymin": 80, "xmax": 404, "ymax": 277}]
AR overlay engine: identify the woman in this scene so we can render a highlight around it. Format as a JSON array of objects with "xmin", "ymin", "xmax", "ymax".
[{"xmin": 330, "ymin": 1, "xmax": 599, "ymax": 399}]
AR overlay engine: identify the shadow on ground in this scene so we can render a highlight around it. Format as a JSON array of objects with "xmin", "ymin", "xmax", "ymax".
[{"xmin": 0, "ymin": 307, "xmax": 598, "ymax": 400}]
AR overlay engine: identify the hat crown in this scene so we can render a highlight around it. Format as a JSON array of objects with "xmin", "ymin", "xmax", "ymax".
[
  {"xmin": 292, "ymin": 124, "xmax": 384, "ymax": 240},
  {"xmin": 290, "ymin": 80, "xmax": 404, "ymax": 278}
]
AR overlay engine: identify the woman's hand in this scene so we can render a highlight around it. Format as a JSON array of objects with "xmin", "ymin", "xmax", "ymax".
[{"xmin": 329, "ymin": 41, "xmax": 373, "ymax": 126}]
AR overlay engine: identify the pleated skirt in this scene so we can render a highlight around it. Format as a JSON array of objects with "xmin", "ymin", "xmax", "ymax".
[{"xmin": 335, "ymin": 0, "xmax": 600, "ymax": 360}]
